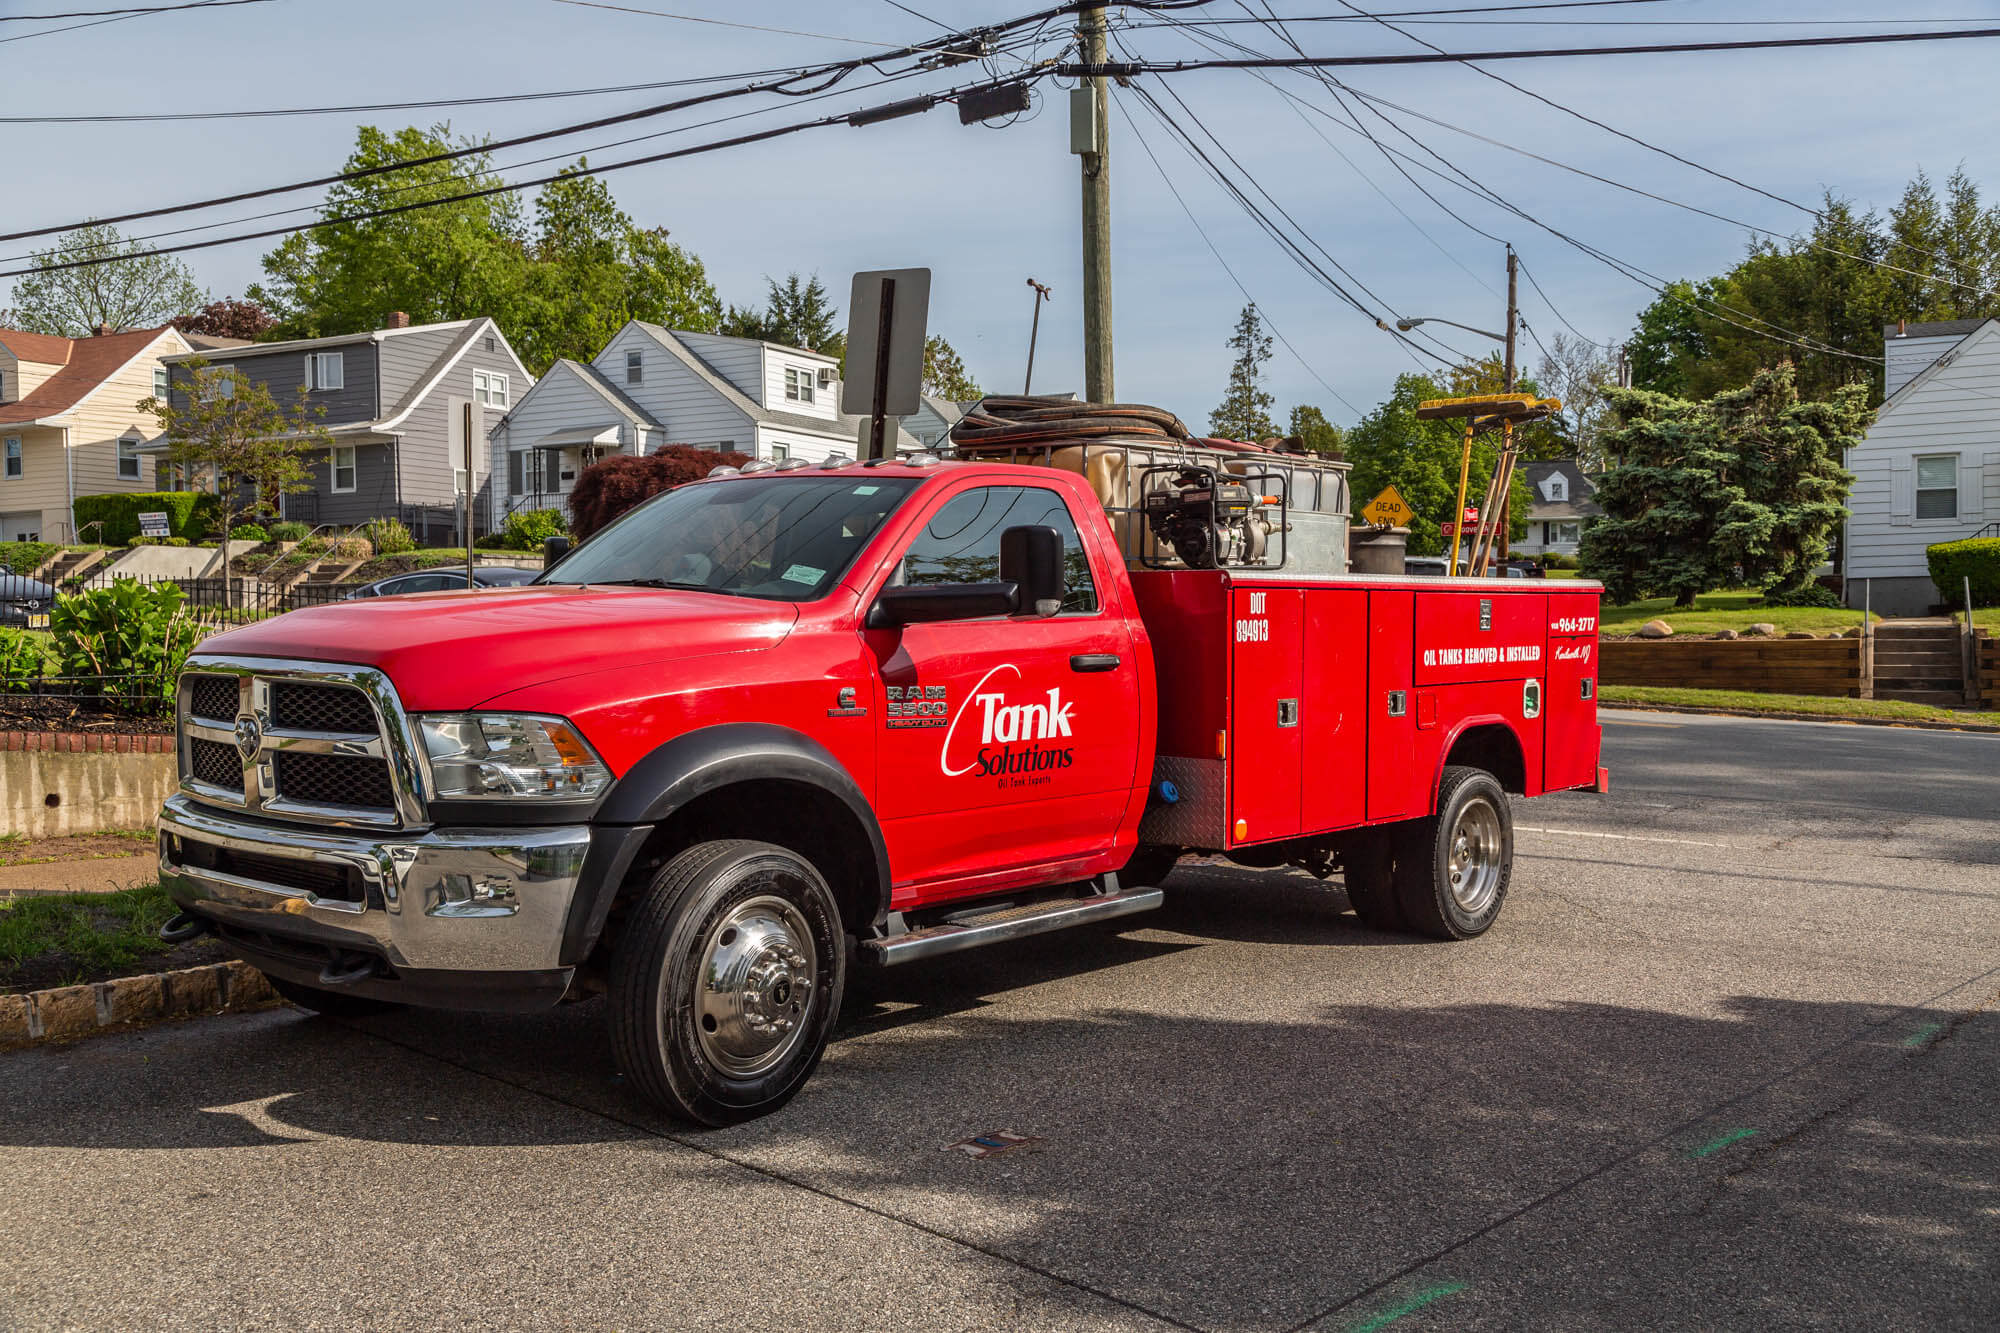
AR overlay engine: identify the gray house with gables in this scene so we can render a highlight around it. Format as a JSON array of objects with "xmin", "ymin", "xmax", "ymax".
[{"xmin": 159, "ymin": 314, "xmax": 532, "ymax": 541}]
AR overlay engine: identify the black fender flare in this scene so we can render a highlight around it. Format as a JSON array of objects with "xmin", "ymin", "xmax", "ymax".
[{"xmin": 565, "ymin": 724, "xmax": 892, "ymax": 962}]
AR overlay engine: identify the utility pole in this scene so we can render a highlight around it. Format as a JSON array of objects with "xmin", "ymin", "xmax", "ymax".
[
  {"xmin": 1503, "ymin": 246, "xmax": 1518, "ymax": 393},
  {"xmin": 1076, "ymin": 1, "xmax": 1114, "ymax": 403},
  {"xmin": 1024, "ymin": 278, "xmax": 1052, "ymax": 394}
]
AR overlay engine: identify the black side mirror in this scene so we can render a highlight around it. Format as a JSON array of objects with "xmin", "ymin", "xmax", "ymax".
[
  {"xmin": 543, "ymin": 535, "xmax": 571, "ymax": 568},
  {"xmin": 1000, "ymin": 524, "xmax": 1065, "ymax": 617}
]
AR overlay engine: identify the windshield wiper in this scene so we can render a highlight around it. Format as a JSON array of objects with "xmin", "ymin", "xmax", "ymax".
[{"xmin": 571, "ymin": 577, "xmax": 732, "ymax": 594}]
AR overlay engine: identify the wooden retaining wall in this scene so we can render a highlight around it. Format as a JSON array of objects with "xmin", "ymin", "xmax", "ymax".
[
  {"xmin": 1979, "ymin": 631, "xmax": 1997, "ymax": 707},
  {"xmin": 1600, "ymin": 637, "xmax": 1863, "ymax": 698}
]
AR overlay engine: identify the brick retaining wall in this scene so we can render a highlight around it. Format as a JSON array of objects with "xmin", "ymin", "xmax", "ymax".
[{"xmin": 1600, "ymin": 637, "xmax": 1862, "ymax": 698}]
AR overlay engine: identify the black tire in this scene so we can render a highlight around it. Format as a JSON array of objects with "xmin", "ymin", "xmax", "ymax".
[
  {"xmin": 1394, "ymin": 766, "xmax": 1512, "ymax": 940},
  {"xmin": 1120, "ymin": 845, "xmax": 1181, "ymax": 888},
  {"xmin": 1342, "ymin": 830, "xmax": 1407, "ymax": 931},
  {"xmin": 266, "ymin": 973, "xmax": 403, "ymax": 1018},
  {"xmin": 608, "ymin": 840, "xmax": 846, "ymax": 1126}
]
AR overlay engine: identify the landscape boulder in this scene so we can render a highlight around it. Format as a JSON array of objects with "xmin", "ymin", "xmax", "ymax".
[
  {"xmin": 1712, "ymin": 629, "xmax": 1739, "ymax": 640},
  {"xmin": 1637, "ymin": 619, "xmax": 1673, "ymax": 639},
  {"xmin": 1785, "ymin": 631, "xmax": 1818, "ymax": 639},
  {"xmin": 1744, "ymin": 622, "xmax": 1778, "ymax": 637}
]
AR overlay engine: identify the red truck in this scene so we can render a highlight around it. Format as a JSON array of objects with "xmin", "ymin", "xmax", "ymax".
[{"xmin": 157, "ymin": 441, "xmax": 1602, "ymax": 1125}]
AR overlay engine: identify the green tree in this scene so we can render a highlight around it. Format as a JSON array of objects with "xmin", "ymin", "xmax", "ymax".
[
  {"xmin": 921, "ymin": 334, "xmax": 981, "ymax": 401},
  {"xmin": 514, "ymin": 166, "xmax": 720, "ymax": 370},
  {"xmin": 253, "ymin": 125, "xmax": 526, "ymax": 340},
  {"xmin": 1210, "ymin": 302, "xmax": 1276, "ymax": 440},
  {"xmin": 1287, "ymin": 404, "xmax": 1344, "ymax": 455},
  {"xmin": 719, "ymin": 272, "xmax": 843, "ymax": 358},
  {"xmin": 7, "ymin": 221, "xmax": 204, "ymax": 336},
  {"xmin": 1531, "ymin": 332, "xmax": 1618, "ymax": 473},
  {"xmin": 1579, "ymin": 364, "xmax": 1862, "ymax": 606},
  {"xmin": 1343, "ymin": 373, "xmax": 1533, "ymax": 557},
  {"xmin": 140, "ymin": 360, "xmax": 333, "ymax": 609}
]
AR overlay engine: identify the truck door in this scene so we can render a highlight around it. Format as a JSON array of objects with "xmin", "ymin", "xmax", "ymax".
[
  {"xmin": 1543, "ymin": 593, "xmax": 1602, "ymax": 791},
  {"xmin": 863, "ymin": 482, "xmax": 1141, "ymax": 897},
  {"xmin": 1300, "ymin": 588, "xmax": 1368, "ymax": 833},
  {"xmin": 1228, "ymin": 585, "xmax": 1303, "ymax": 845}
]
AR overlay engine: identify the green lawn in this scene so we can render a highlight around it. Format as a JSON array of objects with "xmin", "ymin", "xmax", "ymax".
[
  {"xmin": 0, "ymin": 883, "xmax": 185, "ymax": 990},
  {"xmin": 1599, "ymin": 590, "xmax": 1874, "ymax": 637},
  {"xmin": 1958, "ymin": 607, "xmax": 1999, "ymax": 631},
  {"xmin": 1601, "ymin": 684, "xmax": 1999, "ymax": 727}
]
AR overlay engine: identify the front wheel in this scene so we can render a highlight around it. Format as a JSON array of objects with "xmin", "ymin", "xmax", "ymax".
[
  {"xmin": 1395, "ymin": 766, "xmax": 1512, "ymax": 940},
  {"xmin": 608, "ymin": 840, "xmax": 846, "ymax": 1126}
]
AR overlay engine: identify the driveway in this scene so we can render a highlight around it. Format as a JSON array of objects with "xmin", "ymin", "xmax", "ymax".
[{"xmin": 3, "ymin": 711, "xmax": 1995, "ymax": 1331}]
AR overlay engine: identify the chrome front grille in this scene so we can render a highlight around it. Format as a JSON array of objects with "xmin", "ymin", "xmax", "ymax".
[
  {"xmin": 274, "ymin": 750, "xmax": 396, "ymax": 811},
  {"xmin": 271, "ymin": 680, "xmax": 376, "ymax": 734},
  {"xmin": 175, "ymin": 657, "xmax": 426, "ymax": 829}
]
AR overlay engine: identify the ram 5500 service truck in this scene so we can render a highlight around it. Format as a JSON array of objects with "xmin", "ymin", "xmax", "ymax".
[{"xmin": 157, "ymin": 431, "xmax": 1603, "ymax": 1125}]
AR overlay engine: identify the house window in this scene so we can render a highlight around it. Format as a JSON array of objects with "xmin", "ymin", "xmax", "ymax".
[
  {"xmin": 770, "ymin": 443, "xmax": 789, "ymax": 461},
  {"xmin": 306, "ymin": 351, "xmax": 344, "ymax": 391},
  {"xmin": 3, "ymin": 436, "xmax": 20, "ymax": 479},
  {"xmin": 117, "ymin": 434, "xmax": 142, "ymax": 481},
  {"xmin": 0, "ymin": 369, "xmax": 8, "ymax": 401},
  {"xmin": 509, "ymin": 449, "xmax": 548, "ymax": 496},
  {"xmin": 1915, "ymin": 454, "xmax": 1958, "ymax": 520},
  {"xmin": 473, "ymin": 370, "xmax": 509, "ymax": 408},
  {"xmin": 152, "ymin": 367, "xmax": 169, "ymax": 401},
  {"xmin": 331, "ymin": 445, "xmax": 357, "ymax": 493},
  {"xmin": 213, "ymin": 366, "xmax": 236, "ymax": 400},
  {"xmin": 627, "ymin": 350, "xmax": 643, "ymax": 384},
  {"xmin": 1542, "ymin": 473, "xmax": 1567, "ymax": 502},
  {"xmin": 1546, "ymin": 520, "xmax": 1580, "ymax": 546},
  {"xmin": 484, "ymin": 335, "xmax": 496, "ymax": 353},
  {"xmin": 784, "ymin": 367, "xmax": 814, "ymax": 404}
]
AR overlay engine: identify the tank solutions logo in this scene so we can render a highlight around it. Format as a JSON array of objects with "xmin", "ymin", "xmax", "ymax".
[{"xmin": 941, "ymin": 664, "xmax": 1076, "ymax": 785}]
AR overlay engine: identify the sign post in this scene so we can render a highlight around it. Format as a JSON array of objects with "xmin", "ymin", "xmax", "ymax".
[{"xmin": 841, "ymin": 268, "xmax": 931, "ymax": 460}]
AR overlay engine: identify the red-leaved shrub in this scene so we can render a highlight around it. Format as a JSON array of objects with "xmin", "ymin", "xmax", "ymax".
[{"xmin": 566, "ymin": 444, "xmax": 750, "ymax": 540}]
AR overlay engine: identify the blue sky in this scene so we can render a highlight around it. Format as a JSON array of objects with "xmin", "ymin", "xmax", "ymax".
[{"xmin": 7, "ymin": 0, "xmax": 1999, "ymax": 428}]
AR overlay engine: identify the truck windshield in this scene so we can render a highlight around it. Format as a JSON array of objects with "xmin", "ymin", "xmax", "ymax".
[{"xmin": 539, "ymin": 475, "xmax": 920, "ymax": 601}]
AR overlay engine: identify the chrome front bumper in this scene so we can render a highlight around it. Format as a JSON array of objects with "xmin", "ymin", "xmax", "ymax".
[{"xmin": 158, "ymin": 793, "xmax": 590, "ymax": 981}]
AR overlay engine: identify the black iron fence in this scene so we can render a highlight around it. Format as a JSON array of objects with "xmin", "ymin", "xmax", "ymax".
[{"xmin": 46, "ymin": 569, "xmax": 351, "ymax": 622}]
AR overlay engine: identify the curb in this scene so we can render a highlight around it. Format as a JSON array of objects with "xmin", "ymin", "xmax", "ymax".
[
  {"xmin": 1601, "ymin": 701, "xmax": 2000, "ymax": 733},
  {"xmin": 0, "ymin": 960, "xmax": 283, "ymax": 1048}
]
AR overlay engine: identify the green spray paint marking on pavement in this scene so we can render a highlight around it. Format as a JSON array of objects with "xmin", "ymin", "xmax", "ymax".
[
  {"xmin": 1350, "ymin": 1283, "xmax": 1468, "ymax": 1332},
  {"xmin": 1904, "ymin": 1022, "xmax": 1944, "ymax": 1047},
  {"xmin": 1691, "ymin": 1128, "xmax": 1758, "ymax": 1158}
]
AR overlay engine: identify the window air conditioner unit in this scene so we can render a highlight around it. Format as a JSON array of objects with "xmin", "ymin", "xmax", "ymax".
[{"xmin": 817, "ymin": 368, "xmax": 835, "ymax": 388}]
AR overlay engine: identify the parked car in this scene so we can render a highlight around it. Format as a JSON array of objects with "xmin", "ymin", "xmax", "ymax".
[
  {"xmin": 1403, "ymin": 556, "xmax": 1449, "ymax": 577},
  {"xmin": 0, "ymin": 574, "xmax": 56, "ymax": 628},
  {"xmin": 343, "ymin": 567, "xmax": 540, "ymax": 599}
]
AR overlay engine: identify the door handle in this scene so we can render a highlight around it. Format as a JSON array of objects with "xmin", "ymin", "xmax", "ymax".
[{"xmin": 1070, "ymin": 653, "xmax": 1121, "ymax": 672}]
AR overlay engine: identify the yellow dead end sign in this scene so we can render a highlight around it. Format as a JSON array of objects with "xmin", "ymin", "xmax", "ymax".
[{"xmin": 1360, "ymin": 485, "xmax": 1415, "ymax": 527}]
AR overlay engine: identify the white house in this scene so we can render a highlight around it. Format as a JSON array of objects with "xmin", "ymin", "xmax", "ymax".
[
  {"xmin": 489, "ymin": 322, "xmax": 919, "ymax": 524},
  {"xmin": 1509, "ymin": 459, "xmax": 1599, "ymax": 560},
  {"xmin": 1845, "ymin": 319, "xmax": 2000, "ymax": 615}
]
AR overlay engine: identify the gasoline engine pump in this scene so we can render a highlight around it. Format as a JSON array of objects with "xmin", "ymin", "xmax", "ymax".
[{"xmin": 1140, "ymin": 464, "xmax": 1286, "ymax": 570}]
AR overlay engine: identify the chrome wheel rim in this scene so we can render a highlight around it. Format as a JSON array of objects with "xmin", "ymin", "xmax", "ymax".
[
  {"xmin": 1446, "ymin": 797, "xmax": 1503, "ymax": 915},
  {"xmin": 691, "ymin": 893, "xmax": 817, "ymax": 1079}
]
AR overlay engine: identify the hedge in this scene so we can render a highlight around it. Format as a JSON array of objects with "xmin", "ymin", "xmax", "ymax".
[
  {"xmin": 1, "ymin": 541, "xmax": 58, "ymax": 576},
  {"xmin": 1928, "ymin": 536, "xmax": 2000, "ymax": 608},
  {"xmin": 73, "ymin": 491, "xmax": 220, "ymax": 544}
]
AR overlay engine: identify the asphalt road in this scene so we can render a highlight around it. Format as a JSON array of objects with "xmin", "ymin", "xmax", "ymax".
[{"xmin": 3, "ymin": 711, "xmax": 1996, "ymax": 1331}]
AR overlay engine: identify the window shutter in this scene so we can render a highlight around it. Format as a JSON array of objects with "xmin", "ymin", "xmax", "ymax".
[
  {"xmin": 1889, "ymin": 458, "xmax": 1913, "ymax": 525},
  {"xmin": 509, "ymin": 450, "xmax": 524, "ymax": 495},
  {"xmin": 1965, "ymin": 452, "xmax": 1995, "ymax": 519}
]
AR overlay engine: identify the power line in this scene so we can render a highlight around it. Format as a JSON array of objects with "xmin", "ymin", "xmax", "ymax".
[
  {"xmin": 879, "ymin": 0, "xmax": 955, "ymax": 33},
  {"xmin": 545, "ymin": 0, "xmax": 914, "ymax": 49},
  {"xmin": 1062, "ymin": 26, "xmax": 2000, "ymax": 76},
  {"xmin": 3, "ymin": 0, "xmax": 1202, "ymax": 247},
  {"xmin": 0, "ymin": 66, "xmax": 1049, "ymax": 282},
  {"xmin": 1112, "ymin": 88, "xmax": 1365, "ymax": 416},
  {"xmin": 0, "ymin": 0, "xmax": 272, "ymax": 19}
]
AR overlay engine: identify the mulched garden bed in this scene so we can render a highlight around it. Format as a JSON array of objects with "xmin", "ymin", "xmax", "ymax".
[{"xmin": 0, "ymin": 698, "xmax": 174, "ymax": 734}]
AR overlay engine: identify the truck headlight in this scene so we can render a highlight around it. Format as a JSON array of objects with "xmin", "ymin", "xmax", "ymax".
[{"xmin": 416, "ymin": 713, "xmax": 611, "ymax": 802}]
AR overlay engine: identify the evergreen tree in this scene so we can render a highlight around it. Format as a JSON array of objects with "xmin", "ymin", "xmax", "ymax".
[
  {"xmin": 1580, "ymin": 364, "xmax": 1862, "ymax": 606},
  {"xmin": 1209, "ymin": 303, "xmax": 1277, "ymax": 441},
  {"xmin": 1287, "ymin": 404, "xmax": 1344, "ymax": 455}
]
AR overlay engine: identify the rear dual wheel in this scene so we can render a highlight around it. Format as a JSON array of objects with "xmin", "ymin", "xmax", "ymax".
[{"xmin": 609, "ymin": 840, "xmax": 846, "ymax": 1126}]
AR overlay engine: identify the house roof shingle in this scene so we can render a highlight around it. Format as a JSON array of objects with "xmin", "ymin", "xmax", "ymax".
[
  {"xmin": 0, "ymin": 327, "xmax": 175, "ymax": 426},
  {"xmin": 0, "ymin": 329, "xmax": 77, "ymax": 366},
  {"xmin": 1883, "ymin": 318, "xmax": 1991, "ymax": 340},
  {"xmin": 1521, "ymin": 458, "xmax": 1601, "ymax": 519}
]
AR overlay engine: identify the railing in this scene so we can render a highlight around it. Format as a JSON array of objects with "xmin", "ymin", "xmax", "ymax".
[
  {"xmin": 47, "ymin": 568, "xmax": 351, "ymax": 620},
  {"xmin": 1974, "ymin": 522, "xmax": 2000, "ymax": 540}
]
